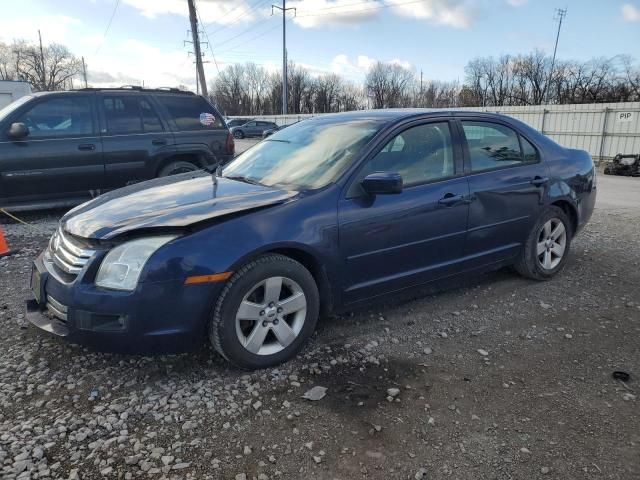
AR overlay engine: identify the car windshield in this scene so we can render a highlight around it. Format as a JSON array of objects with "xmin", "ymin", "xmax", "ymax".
[
  {"xmin": 0, "ymin": 95, "xmax": 32, "ymax": 122},
  {"xmin": 222, "ymin": 118, "xmax": 385, "ymax": 190}
]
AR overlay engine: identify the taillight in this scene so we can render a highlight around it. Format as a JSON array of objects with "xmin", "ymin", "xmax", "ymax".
[{"xmin": 226, "ymin": 132, "xmax": 235, "ymax": 156}]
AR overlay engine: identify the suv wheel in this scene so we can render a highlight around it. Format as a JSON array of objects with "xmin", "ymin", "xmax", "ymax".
[
  {"xmin": 209, "ymin": 254, "xmax": 319, "ymax": 369},
  {"xmin": 158, "ymin": 160, "xmax": 199, "ymax": 177},
  {"xmin": 233, "ymin": 130, "xmax": 244, "ymax": 139},
  {"xmin": 514, "ymin": 206, "xmax": 572, "ymax": 280}
]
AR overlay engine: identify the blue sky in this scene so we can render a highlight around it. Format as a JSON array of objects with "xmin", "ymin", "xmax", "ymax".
[{"xmin": 1, "ymin": 0, "xmax": 639, "ymax": 89}]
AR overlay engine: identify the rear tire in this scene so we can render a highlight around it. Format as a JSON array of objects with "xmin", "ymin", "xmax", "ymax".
[
  {"xmin": 514, "ymin": 206, "xmax": 573, "ymax": 281},
  {"xmin": 209, "ymin": 254, "xmax": 319, "ymax": 369},
  {"xmin": 233, "ymin": 130, "xmax": 244, "ymax": 139},
  {"xmin": 158, "ymin": 160, "xmax": 199, "ymax": 177}
]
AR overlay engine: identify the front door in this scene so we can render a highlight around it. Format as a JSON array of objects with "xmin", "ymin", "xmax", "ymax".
[
  {"xmin": 338, "ymin": 120, "xmax": 470, "ymax": 304},
  {"xmin": 459, "ymin": 119, "xmax": 550, "ymax": 267},
  {"xmin": 0, "ymin": 93, "xmax": 103, "ymax": 204}
]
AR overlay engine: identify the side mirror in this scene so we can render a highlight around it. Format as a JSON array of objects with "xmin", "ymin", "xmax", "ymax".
[
  {"xmin": 361, "ymin": 172, "xmax": 403, "ymax": 195},
  {"xmin": 9, "ymin": 122, "xmax": 29, "ymax": 139}
]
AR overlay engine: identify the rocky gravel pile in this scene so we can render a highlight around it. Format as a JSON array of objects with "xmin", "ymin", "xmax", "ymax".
[{"xmin": 1, "ymin": 189, "xmax": 639, "ymax": 479}]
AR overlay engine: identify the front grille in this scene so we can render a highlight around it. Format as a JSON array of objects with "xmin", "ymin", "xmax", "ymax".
[
  {"xmin": 46, "ymin": 295, "xmax": 68, "ymax": 323},
  {"xmin": 48, "ymin": 228, "xmax": 95, "ymax": 277}
]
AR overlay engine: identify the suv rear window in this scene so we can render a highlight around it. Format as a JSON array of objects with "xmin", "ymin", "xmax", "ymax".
[
  {"xmin": 102, "ymin": 95, "xmax": 165, "ymax": 134},
  {"xmin": 156, "ymin": 95, "xmax": 223, "ymax": 131}
]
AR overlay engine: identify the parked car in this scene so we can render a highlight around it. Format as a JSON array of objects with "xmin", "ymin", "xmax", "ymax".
[
  {"xmin": 0, "ymin": 86, "xmax": 234, "ymax": 211},
  {"xmin": 230, "ymin": 120, "xmax": 278, "ymax": 139},
  {"xmin": 27, "ymin": 110, "xmax": 596, "ymax": 369},
  {"xmin": 262, "ymin": 122, "xmax": 296, "ymax": 138},
  {"xmin": 226, "ymin": 118, "xmax": 253, "ymax": 128}
]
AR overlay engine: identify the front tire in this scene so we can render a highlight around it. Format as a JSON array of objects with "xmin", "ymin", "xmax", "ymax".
[
  {"xmin": 514, "ymin": 206, "xmax": 572, "ymax": 281},
  {"xmin": 233, "ymin": 130, "xmax": 244, "ymax": 139},
  {"xmin": 210, "ymin": 254, "xmax": 320, "ymax": 369}
]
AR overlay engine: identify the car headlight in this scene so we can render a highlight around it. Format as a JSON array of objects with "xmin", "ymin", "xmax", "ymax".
[{"xmin": 95, "ymin": 236, "xmax": 177, "ymax": 291}]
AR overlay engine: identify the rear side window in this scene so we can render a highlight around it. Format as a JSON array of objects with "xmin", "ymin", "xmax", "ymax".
[
  {"xmin": 103, "ymin": 96, "xmax": 142, "ymax": 134},
  {"xmin": 16, "ymin": 96, "xmax": 93, "ymax": 138},
  {"xmin": 156, "ymin": 95, "xmax": 222, "ymax": 131},
  {"xmin": 102, "ymin": 95, "xmax": 165, "ymax": 134},
  {"xmin": 462, "ymin": 121, "xmax": 537, "ymax": 172}
]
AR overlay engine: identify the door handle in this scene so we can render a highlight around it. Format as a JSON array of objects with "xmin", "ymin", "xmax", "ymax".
[
  {"xmin": 152, "ymin": 139, "xmax": 167, "ymax": 146},
  {"xmin": 78, "ymin": 144, "xmax": 96, "ymax": 151},
  {"xmin": 530, "ymin": 176, "xmax": 549, "ymax": 187},
  {"xmin": 438, "ymin": 193, "xmax": 464, "ymax": 206}
]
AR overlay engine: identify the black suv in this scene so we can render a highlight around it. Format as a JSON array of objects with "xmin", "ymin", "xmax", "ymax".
[{"xmin": 0, "ymin": 87, "xmax": 234, "ymax": 210}]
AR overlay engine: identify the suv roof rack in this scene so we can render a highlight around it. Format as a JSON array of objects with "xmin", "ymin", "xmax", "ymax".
[{"xmin": 74, "ymin": 85, "xmax": 195, "ymax": 95}]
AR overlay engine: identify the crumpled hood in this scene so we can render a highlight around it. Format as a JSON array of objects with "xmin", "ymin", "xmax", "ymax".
[{"xmin": 62, "ymin": 172, "xmax": 297, "ymax": 240}]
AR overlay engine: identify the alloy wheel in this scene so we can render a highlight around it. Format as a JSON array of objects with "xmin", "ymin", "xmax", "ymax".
[
  {"xmin": 537, "ymin": 218, "xmax": 567, "ymax": 270},
  {"xmin": 235, "ymin": 276, "xmax": 307, "ymax": 356}
]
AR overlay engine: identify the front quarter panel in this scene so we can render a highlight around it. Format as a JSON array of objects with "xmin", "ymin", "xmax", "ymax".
[{"xmin": 139, "ymin": 185, "xmax": 341, "ymax": 300}]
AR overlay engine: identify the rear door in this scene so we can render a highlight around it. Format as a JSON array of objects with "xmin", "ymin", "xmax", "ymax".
[
  {"xmin": 0, "ymin": 93, "xmax": 104, "ymax": 204},
  {"xmin": 99, "ymin": 93, "xmax": 175, "ymax": 189},
  {"xmin": 459, "ymin": 118, "xmax": 549, "ymax": 266},
  {"xmin": 155, "ymin": 94, "xmax": 228, "ymax": 163}
]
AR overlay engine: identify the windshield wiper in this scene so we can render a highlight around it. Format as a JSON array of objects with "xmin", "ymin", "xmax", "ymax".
[{"xmin": 224, "ymin": 174, "xmax": 261, "ymax": 185}]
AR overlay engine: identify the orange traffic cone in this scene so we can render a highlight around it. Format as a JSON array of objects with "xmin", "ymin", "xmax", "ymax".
[{"xmin": 0, "ymin": 225, "xmax": 14, "ymax": 257}]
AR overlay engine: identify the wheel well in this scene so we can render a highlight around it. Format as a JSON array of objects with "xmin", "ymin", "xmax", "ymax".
[
  {"xmin": 267, "ymin": 248, "xmax": 333, "ymax": 317},
  {"xmin": 156, "ymin": 153, "xmax": 206, "ymax": 176},
  {"xmin": 551, "ymin": 200, "xmax": 578, "ymax": 236}
]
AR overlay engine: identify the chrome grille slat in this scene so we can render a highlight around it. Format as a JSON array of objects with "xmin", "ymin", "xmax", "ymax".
[
  {"xmin": 47, "ymin": 228, "xmax": 96, "ymax": 277},
  {"xmin": 52, "ymin": 252, "xmax": 83, "ymax": 275},
  {"xmin": 46, "ymin": 295, "xmax": 68, "ymax": 322}
]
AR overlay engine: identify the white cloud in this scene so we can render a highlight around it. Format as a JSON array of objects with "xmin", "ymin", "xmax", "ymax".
[
  {"xmin": 329, "ymin": 54, "xmax": 412, "ymax": 79},
  {"xmin": 391, "ymin": 0, "xmax": 475, "ymax": 29},
  {"xmin": 291, "ymin": 0, "xmax": 478, "ymax": 29},
  {"xmin": 622, "ymin": 4, "xmax": 640, "ymax": 22},
  {"xmin": 290, "ymin": 0, "xmax": 382, "ymax": 28},
  {"xmin": 389, "ymin": 58, "xmax": 413, "ymax": 70},
  {"xmin": 121, "ymin": 0, "xmax": 260, "ymax": 25},
  {"xmin": 506, "ymin": 0, "xmax": 528, "ymax": 6},
  {"xmin": 86, "ymin": 38, "xmax": 199, "ymax": 89},
  {"xmin": 0, "ymin": 15, "xmax": 81, "ymax": 44}
]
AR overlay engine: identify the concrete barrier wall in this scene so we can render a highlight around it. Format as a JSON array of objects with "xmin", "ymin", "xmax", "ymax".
[{"xmin": 229, "ymin": 101, "xmax": 640, "ymax": 162}]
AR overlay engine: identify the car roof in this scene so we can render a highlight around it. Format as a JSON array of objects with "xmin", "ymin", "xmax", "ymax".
[
  {"xmin": 309, "ymin": 108, "xmax": 509, "ymax": 123},
  {"xmin": 31, "ymin": 87, "xmax": 195, "ymax": 97}
]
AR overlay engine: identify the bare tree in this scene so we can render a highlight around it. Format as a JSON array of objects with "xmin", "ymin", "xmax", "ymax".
[{"xmin": 12, "ymin": 41, "xmax": 82, "ymax": 91}]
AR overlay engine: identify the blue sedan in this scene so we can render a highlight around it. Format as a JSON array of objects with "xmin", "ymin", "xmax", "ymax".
[{"xmin": 27, "ymin": 110, "xmax": 596, "ymax": 368}]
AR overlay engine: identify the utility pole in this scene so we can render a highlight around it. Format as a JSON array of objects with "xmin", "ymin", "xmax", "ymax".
[
  {"xmin": 272, "ymin": 1, "xmax": 296, "ymax": 114},
  {"xmin": 545, "ymin": 7, "xmax": 566, "ymax": 104},
  {"xmin": 38, "ymin": 30, "xmax": 45, "ymax": 89},
  {"xmin": 187, "ymin": 0, "xmax": 208, "ymax": 97},
  {"xmin": 81, "ymin": 56, "xmax": 88, "ymax": 88}
]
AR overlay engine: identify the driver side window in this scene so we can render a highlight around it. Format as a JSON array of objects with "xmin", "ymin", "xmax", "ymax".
[
  {"xmin": 362, "ymin": 122, "xmax": 455, "ymax": 188},
  {"xmin": 17, "ymin": 97, "xmax": 93, "ymax": 138}
]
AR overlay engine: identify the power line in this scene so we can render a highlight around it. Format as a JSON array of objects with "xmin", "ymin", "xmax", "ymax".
[
  {"xmin": 195, "ymin": 5, "xmax": 221, "ymax": 75},
  {"xmin": 205, "ymin": 0, "xmax": 271, "ymax": 36},
  {"xmin": 216, "ymin": 18, "xmax": 290, "ymax": 54},
  {"xmin": 95, "ymin": 0, "xmax": 121, "ymax": 54},
  {"xmin": 215, "ymin": 17, "xmax": 277, "ymax": 49}
]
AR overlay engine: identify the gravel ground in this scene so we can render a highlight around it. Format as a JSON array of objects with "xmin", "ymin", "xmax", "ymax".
[{"xmin": 1, "ymin": 175, "xmax": 639, "ymax": 480}]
